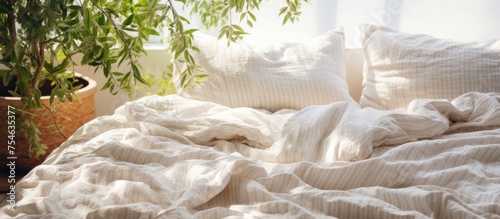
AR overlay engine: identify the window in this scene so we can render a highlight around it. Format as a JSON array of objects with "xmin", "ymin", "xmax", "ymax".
[{"xmin": 146, "ymin": 0, "xmax": 500, "ymax": 49}]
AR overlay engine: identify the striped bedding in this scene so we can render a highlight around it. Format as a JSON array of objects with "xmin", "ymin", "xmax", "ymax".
[{"xmin": 1, "ymin": 92, "xmax": 500, "ymax": 218}]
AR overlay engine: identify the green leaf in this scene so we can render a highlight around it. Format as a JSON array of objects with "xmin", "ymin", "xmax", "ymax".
[
  {"xmin": 237, "ymin": 0, "xmax": 245, "ymax": 12},
  {"xmin": 183, "ymin": 51, "xmax": 194, "ymax": 64},
  {"xmin": 180, "ymin": 72, "xmax": 188, "ymax": 89},
  {"xmin": 248, "ymin": 11, "xmax": 256, "ymax": 21},
  {"xmin": 19, "ymin": 67, "xmax": 31, "ymax": 83},
  {"xmin": 283, "ymin": 13, "xmax": 291, "ymax": 25},
  {"xmin": 279, "ymin": 7, "xmax": 288, "ymax": 16},
  {"xmin": 98, "ymin": 37, "xmax": 116, "ymax": 43},
  {"xmin": 98, "ymin": 14, "xmax": 106, "ymax": 26},
  {"xmin": 85, "ymin": 8, "xmax": 92, "ymax": 28},
  {"xmin": 101, "ymin": 80, "xmax": 111, "ymax": 91},
  {"xmin": 68, "ymin": 10, "xmax": 79, "ymax": 19},
  {"xmin": 122, "ymin": 72, "xmax": 131, "ymax": 84},
  {"xmin": 123, "ymin": 14, "xmax": 135, "ymax": 26},
  {"xmin": 183, "ymin": 28, "xmax": 198, "ymax": 35},
  {"xmin": 49, "ymin": 91, "xmax": 55, "ymax": 105},
  {"xmin": 217, "ymin": 29, "xmax": 226, "ymax": 40},
  {"xmin": 191, "ymin": 46, "xmax": 200, "ymax": 53},
  {"xmin": 221, "ymin": 6, "xmax": 230, "ymax": 18},
  {"xmin": 0, "ymin": 69, "xmax": 11, "ymax": 78},
  {"xmin": 53, "ymin": 58, "xmax": 70, "ymax": 73},
  {"xmin": 7, "ymin": 90, "xmax": 19, "ymax": 97},
  {"xmin": 64, "ymin": 19, "xmax": 79, "ymax": 26},
  {"xmin": 290, "ymin": 2, "xmax": 297, "ymax": 12},
  {"xmin": 231, "ymin": 24, "xmax": 244, "ymax": 31},
  {"xmin": 239, "ymin": 12, "xmax": 247, "ymax": 22},
  {"xmin": 143, "ymin": 27, "xmax": 160, "ymax": 36},
  {"xmin": 131, "ymin": 63, "xmax": 146, "ymax": 84},
  {"xmin": 196, "ymin": 74, "xmax": 209, "ymax": 79},
  {"xmin": 178, "ymin": 15, "xmax": 191, "ymax": 24},
  {"xmin": 67, "ymin": 5, "xmax": 82, "ymax": 10}
]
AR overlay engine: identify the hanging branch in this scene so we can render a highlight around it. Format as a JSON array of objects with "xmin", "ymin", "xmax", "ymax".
[{"xmin": 0, "ymin": 0, "xmax": 309, "ymax": 159}]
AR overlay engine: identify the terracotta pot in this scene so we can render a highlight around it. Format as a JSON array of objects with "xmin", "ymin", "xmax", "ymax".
[{"xmin": 0, "ymin": 73, "xmax": 97, "ymax": 173}]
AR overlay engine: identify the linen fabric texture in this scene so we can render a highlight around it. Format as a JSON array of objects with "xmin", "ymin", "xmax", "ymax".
[
  {"xmin": 360, "ymin": 24, "xmax": 500, "ymax": 110},
  {"xmin": 173, "ymin": 27, "xmax": 355, "ymax": 112}
]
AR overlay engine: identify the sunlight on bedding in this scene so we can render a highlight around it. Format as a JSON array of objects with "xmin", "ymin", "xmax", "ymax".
[{"xmin": 1, "ymin": 1, "xmax": 500, "ymax": 218}]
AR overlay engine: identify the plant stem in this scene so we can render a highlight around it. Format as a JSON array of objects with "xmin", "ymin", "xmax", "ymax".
[
  {"xmin": 7, "ymin": 0, "xmax": 17, "ymax": 45},
  {"xmin": 32, "ymin": 38, "xmax": 46, "ymax": 91},
  {"xmin": 90, "ymin": 0, "xmax": 135, "ymax": 63},
  {"xmin": 166, "ymin": 0, "xmax": 179, "ymax": 17},
  {"xmin": 42, "ymin": 101, "xmax": 67, "ymax": 140}
]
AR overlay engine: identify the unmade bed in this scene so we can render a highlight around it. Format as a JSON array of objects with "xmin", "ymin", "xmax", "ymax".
[{"xmin": 1, "ymin": 24, "xmax": 499, "ymax": 218}]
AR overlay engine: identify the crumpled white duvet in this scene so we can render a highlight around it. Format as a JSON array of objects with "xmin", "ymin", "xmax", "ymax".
[{"xmin": 2, "ymin": 92, "xmax": 500, "ymax": 218}]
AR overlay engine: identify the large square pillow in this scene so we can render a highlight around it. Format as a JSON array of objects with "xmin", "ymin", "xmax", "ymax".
[
  {"xmin": 360, "ymin": 24, "xmax": 500, "ymax": 110},
  {"xmin": 173, "ymin": 27, "xmax": 355, "ymax": 112}
]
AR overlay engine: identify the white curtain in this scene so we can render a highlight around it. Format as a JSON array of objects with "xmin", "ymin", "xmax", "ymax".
[{"xmin": 212, "ymin": 0, "xmax": 500, "ymax": 48}]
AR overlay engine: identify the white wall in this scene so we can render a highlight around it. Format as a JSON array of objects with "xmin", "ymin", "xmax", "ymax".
[{"xmin": 75, "ymin": 50, "xmax": 171, "ymax": 116}]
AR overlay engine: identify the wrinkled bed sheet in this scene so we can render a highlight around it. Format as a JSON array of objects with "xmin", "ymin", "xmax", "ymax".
[{"xmin": 2, "ymin": 92, "xmax": 500, "ymax": 218}]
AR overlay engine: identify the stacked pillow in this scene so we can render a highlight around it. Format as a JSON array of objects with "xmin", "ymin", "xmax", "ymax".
[
  {"xmin": 173, "ymin": 24, "xmax": 500, "ymax": 112},
  {"xmin": 173, "ymin": 27, "xmax": 355, "ymax": 112},
  {"xmin": 359, "ymin": 24, "xmax": 500, "ymax": 110}
]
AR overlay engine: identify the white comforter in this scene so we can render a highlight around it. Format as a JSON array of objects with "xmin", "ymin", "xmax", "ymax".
[{"xmin": 2, "ymin": 92, "xmax": 500, "ymax": 218}]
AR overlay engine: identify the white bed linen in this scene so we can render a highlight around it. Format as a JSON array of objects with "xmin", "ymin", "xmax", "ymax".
[{"xmin": 1, "ymin": 92, "xmax": 500, "ymax": 218}]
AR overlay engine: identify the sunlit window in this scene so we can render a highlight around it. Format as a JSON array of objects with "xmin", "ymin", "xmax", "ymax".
[{"xmin": 147, "ymin": 0, "xmax": 500, "ymax": 49}]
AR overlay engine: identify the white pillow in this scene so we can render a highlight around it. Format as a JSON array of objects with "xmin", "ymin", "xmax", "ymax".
[
  {"xmin": 173, "ymin": 27, "xmax": 355, "ymax": 112},
  {"xmin": 359, "ymin": 24, "xmax": 500, "ymax": 110}
]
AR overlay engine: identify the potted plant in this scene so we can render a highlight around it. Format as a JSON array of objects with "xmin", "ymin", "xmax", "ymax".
[
  {"xmin": 0, "ymin": 0, "xmax": 172, "ymax": 171},
  {"xmin": 0, "ymin": 0, "xmax": 308, "ymax": 171}
]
